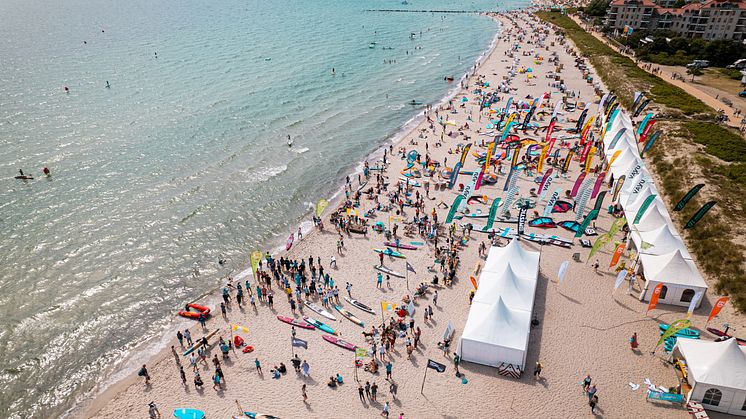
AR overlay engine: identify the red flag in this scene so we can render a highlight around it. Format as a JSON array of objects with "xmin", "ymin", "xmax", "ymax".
[
  {"xmin": 647, "ymin": 283, "xmax": 663, "ymax": 314},
  {"xmin": 708, "ymin": 297, "xmax": 730, "ymax": 323},
  {"xmin": 639, "ymin": 119, "xmax": 656, "ymax": 143},
  {"xmin": 609, "ymin": 243, "xmax": 625, "ymax": 268},
  {"xmin": 470, "ymin": 276, "xmax": 478, "ymax": 290}
]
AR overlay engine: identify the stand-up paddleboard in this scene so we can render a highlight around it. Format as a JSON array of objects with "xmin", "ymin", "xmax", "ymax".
[
  {"xmin": 286, "ymin": 233, "xmax": 294, "ymax": 251},
  {"xmin": 383, "ymin": 241, "xmax": 417, "ymax": 250},
  {"xmin": 374, "ymin": 248, "xmax": 406, "ymax": 259},
  {"xmin": 304, "ymin": 301, "xmax": 337, "ymax": 321},
  {"xmin": 182, "ymin": 329, "xmax": 219, "ymax": 356},
  {"xmin": 334, "ymin": 305, "xmax": 365, "ymax": 327},
  {"xmin": 357, "ymin": 180, "xmax": 369, "ymax": 193},
  {"xmin": 244, "ymin": 412, "xmax": 281, "ymax": 419},
  {"xmin": 660, "ymin": 323, "xmax": 700, "ymax": 338},
  {"xmin": 398, "ymin": 177, "xmax": 421, "ymax": 187},
  {"xmin": 707, "ymin": 327, "xmax": 746, "ymax": 345},
  {"xmin": 303, "ymin": 316, "xmax": 336, "ymax": 335},
  {"xmin": 344, "ymin": 297, "xmax": 376, "ymax": 315},
  {"xmin": 374, "ymin": 265, "xmax": 404, "ymax": 278},
  {"xmin": 174, "ymin": 408, "xmax": 205, "ymax": 419},
  {"xmin": 459, "ymin": 212, "xmax": 488, "ymax": 219},
  {"xmin": 276, "ymin": 315, "xmax": 314, "ymax": 330},
  {"xmin": 322, "ymin": 334, "xmax": 357, "ymax": 351}
]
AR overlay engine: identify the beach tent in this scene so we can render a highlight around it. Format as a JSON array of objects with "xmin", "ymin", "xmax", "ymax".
[
  {"xmin": 630, "ymin": 202, "xmax": 671, "ymax": 233},
  {"xmin": 638, "ymin": 249, "xmax": 707, "ymax": 308},
  {"xmin": 631, "ymin": 223, "xmax": 688, "ymax": 257},
  {"xmin": 482, "ymin": 238, "xmax": 540, "ymax": 279},
  {"xmin": 674, "ymin": 339, "xmax": 746, "ymax": 416},
  {"xmin": 457, "ymin": 297, "xmax": 532, "ymax": 370},
  {"xmin": 473, "ymin": 264, "xmax": 537, "ymax": 311}
]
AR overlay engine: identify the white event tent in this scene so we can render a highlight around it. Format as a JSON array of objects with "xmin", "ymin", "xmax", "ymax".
[{"xmin": 458, "ymin": 239, "xmax": 540, "ymax": 374}]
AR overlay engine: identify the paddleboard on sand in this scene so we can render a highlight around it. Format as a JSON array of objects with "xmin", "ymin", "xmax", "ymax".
[
  {"xmin": 244, "ymin": 413, "xmax": 281, "ymax": 419},
  {"xmin": 303, "ymin": 316, "xmax": 337, "ymax": 335},
  {"xmin": 344, "ymin": 296, "xmax": 376, "ymax": 315},
  {"xmin": 375, "ymin": 265, "xmax": 404, "ymax": 278},
  {"xmin": 304, "ymin": 301, "xmax": 337, "ymax": 321},
  {"xmin": 334, "ymin": 305, "xmax": 365, "ymax": 327},
  {"xmin": 276, "ymin": 315, "xmax": 314, "ymax": 330},
  {"xmin": 398, "ymin": 177, "xmax": 421, "ymax": 187},
  {"xmin": 174, "ymin": 408, "xmax": 205, "ymax": 419},
  {"xmin": 323, "ymin": 334, "xmax": 357, "ymax": 351},
  {"xmin": 660, "ymin": 323, "xmax": 700, "ymax": 338},
  {"xmin": 707, "ymin": 327, "xmax": 746, "ymax": 345},
  {"xmin": 374, "ymin": 248, "xmax": 406, "ymax": 259},
  {"xmin": 182, "ymin": 329, "xmax": 219, "ymax": 356},
  {"xmin": 383, "ymin": 241, "xmax": 418, "ymax": 250},
  {"xmin": 286, "ymin": 233, "xmax": 294, "ymax": 251}
]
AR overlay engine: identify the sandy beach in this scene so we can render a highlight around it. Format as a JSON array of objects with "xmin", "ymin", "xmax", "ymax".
[{"xmin": 83, "ymin": 10, "xmax": 741, "ymax": 419}]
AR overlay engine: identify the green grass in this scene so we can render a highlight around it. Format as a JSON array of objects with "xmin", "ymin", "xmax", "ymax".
[
  {"xmin": 535, "ymin": 11, "xmax": 712, "ymax": 116},
  {"xmin": 718, "ymin": 67, "xmax": 744, "ymax": 81},
  {"xmin": 676, "ymin": 121, "xmax": 746, "ymax": 163}
]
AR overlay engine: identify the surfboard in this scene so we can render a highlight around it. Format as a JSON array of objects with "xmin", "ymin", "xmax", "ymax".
[
  {"xmin": 286, "ymin": 233, "xmax": 294, "ymax": 251},
  {"xmin": 398, "ymin": 177, "xmax": 421, "ymax": 187},
  {"xmin": 182, "ymin": 329, "xmax": 219, "ymax": 356},
  {"xmin": 304, "ymin": 301, "xmax": 336, "ymax": 321},
  {"xmin": 276, "ymin": 315, "xmax": 314, "ymax": 330},
  {"xmin": 334, "ymin": 305, "xmax": 365, "ymax": 327},
  {"xmin": 374, "ymin": 265, "xmax": 404, "ymax": 278},
  {"xmin": 344, "ymin": 297, "xmax": 376, "ymax": 315},
  {"xmin": 374, "ymin": 248, "xmax": 406, "ymax": 259},
  {"xmin": 244, "ymin": 412, "xmax": 281, "ymax": 419},
  {"xmin": 383, "ymin": 242, "xmax": 417, "ymax": 250},
  {"xmin": 322, "ymin": 334, "xmax": 357, "ymax": 351},
  {"xmin": 174, "ymin": 408, "xmax": 205, "ymax": 419},
  {"xmin": 303, "ymin": 316, "xmax": 336, "ymax": 335}
]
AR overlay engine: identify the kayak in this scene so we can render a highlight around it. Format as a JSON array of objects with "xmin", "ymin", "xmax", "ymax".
[
  {"xmin": 173, "ymin": 408, "xmax": 205, "ymax": 419},
  {"xmin": 303, "ymin": 316, "xmax": 336, "ymax": 335},
  {"xmin": 706, "ymin": 327, "xmax": 746, "ymax": 345},
  {"xmin": 322, "ymin": 334, "xmax": 358, "ymax": 351},
  {"xmin": 178, "ymin": 303, "xmax": 211, "ymax": 319},
  {"xmin": 183, "ymin": 329, "xmax": 219, "ymax": 356},
  {"xmin": 375, "ymin": 265, "xmax": 405, "ymax": 278},
  {"xmin": 344, "ymin": 296, "xmax": 376, "ymax": 315},
  {"xmin": 276, "ymin": 315, "xmax": 315, "ymax": 330},
  {"xmin": 383, "ymin": 241, "xmax": 418, "ymax": 250},
  {"xmin": 374, "ymin": 248, "xmax": 406, "ymax": 259},
  {"xmin": 659, "ymin": 323, "xmax": 700, "ymax": 338},
  {"xmin": 286, "ymin": 233, "xmax": 294, "ymax": 251},
  {"xmin": 304, "ymin": 301, "xmax": 337, "ymax": 321},
  {"xmin": 334, "ymin": 305, "xmax": 365, "ymax": 327}
]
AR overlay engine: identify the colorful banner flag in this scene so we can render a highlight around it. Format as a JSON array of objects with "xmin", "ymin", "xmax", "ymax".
[
  {"xmin": 517, "ymin": 207, "xmax": 528, "ymax": 235},
  {"xmin": 545, "ymin": 119, "xmax": 556, "ymax": 143},
  {"xmin": 576, "ymin": 209, "xmax": 599, "ymax": 238},
  {"xmin": 461, "ymin": 170, "xmax": 481, "ymax": 200},
  {"xmin": 608, "ymin": 149, "xmax": 622, "ymax": 168},
  {"xmin": 484, "ymin": 198, "xmax": 501, "ymax": 231},
  {"xmin": 609, "ymin": 243, "xmax": 625, "ymax": 267},
  {"xmin": 608, "ymin": 217, "xmax": 626, "ymax": 238},
  {"xmin": 500, "ymin": 185, "xmax": 520, "ymax": 217},
  {"xmin": 474, "ymin": 168, "xmax": 485, "ymax": 191},
  {"xmin": 612, "ymin": 175, "xmax": 626, "ymax": 202},
  {"xmin": 316, "ymin": 199, "xmax": 329, "ymax": 217},
  {"xmin": 686, "ymin": 291, "xmax": 703, "ymax": 318},
  {"xmin": 538, "ymin": 171, "xmax": 554, "ymax": 201},
  {"xmin": 591, "ymin": 173, "xmax": 605, "ymax": 199},
  {"xmin": 608, "ymin": 127, "xmax": 627, "ymax": 150},
  {"xmin": 637, "ymin": 113, "xmax": 653, "ymax": 136},
  {"xmin": 292, "ymin": 337, "xmax": 309, "ymax": 349},
  {"xmin": 647, "ymin": 283, "xmax": 664, "ymax": 314},
  {"xmin": 571, "ymin": 172, "xmax": 586, "ymax": 198},
  {"xmin": 231, "ymin": 324, "xmax": 250, "ymax": 333},
  {"xmin": 381, "ymin": 301, "xmax": 397, "ymax": 313},
  {"xmin": 445, "ymin": 195, "xmax": 465, "ymax": 224},
  {"xmin": 574, "ymin": 183, "xmax": 593, "ymax": 222},
  {"xmin": 708, "ymin": 297, "xmax": 730, "ymax": 323},
  {"xmin": 483, "ymin": 141, "xmax": 495, "ymax": 174},
  {"xmin": 656, "ymin": 319, "xmax": 692, "ymax": 347},
  {"xmin": 641, "ymin": 130, "xmax": 661, "ymax": 156},
  {"xmin": 470, "ymin": 276, "xmax": 478, "ymax": 290},
  {"xmin": 592, "ymin": 190, "xmax": 608, "ymax": 213},
  {"xmin": 459, "ymin": 143, "xmax": 472, "ymax": 166},
  {"xmin": 537, "ymin": 145, "xmax": 549, "ymax": 173},
  {"xmin": 543, "ymin": 188, "xmax": 562, "ymax": 217},
  {"xmin": 448, "ymin": 162, "xmax": 462, "ymax": 189},
  {"xmin": 684, "ymin": 201, "xmax": 716, "ymax": 229},
  {"xmin": 250, "ymin": 250, "xmax": 262, "ymax": 278},
  {"xmin": 614, "ymin": 269, "xmax": 628, "ymax": 289},
  {"xmin": 674, "ymin": 184, "xmax": 705, "ymax": 212},
  {"xmin": 562, "ymin": 150, "xmax": 574, "ymax": 174},
  {"xmin": 634, "ymin": 99, "xmax": 651, "ymax": 117},
  {"xmin": 639, "ymin": 119, "xmax": 656, "ymax": 143},
  {"xmin": 633, "ymin": 194, "xmax": 657, "ymax": 225},
  {"xmin": 427, "ymin": 359, "xmax": 447, "ymax": 373},
  {"xmin": 406, "ymin": 262, "xmax": 417, "ymax": 274},
  {"xmin": 587, "ymin": 233, "xmax": 611, "ymax": 261},
  {"xmin": 558, "ymin": 260, "xmax": 569, "ymax": 284}
]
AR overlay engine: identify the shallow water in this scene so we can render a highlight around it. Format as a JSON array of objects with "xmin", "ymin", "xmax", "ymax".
[{"xmin": 0, "ymin": 0, "xmax": 525, "ymax": 416}]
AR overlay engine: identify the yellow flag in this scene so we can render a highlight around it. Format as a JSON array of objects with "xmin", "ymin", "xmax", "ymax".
[
  {"xmin": 231, "ymin": 324, "xmax": 249, "ymax": 333},
  {"xmin": 347, "ymin": 208, "xmax": 359, "ymax": 216},
  {"xmin": 381, "ymin": 301, "xmax": 397, "ymax": 312},
  {"xmin": 250, "ymin": 250, "xmax": 262, "ymax": 278},
  {"xmin": 608, "ymin": 149, "xmax": 622, "ymax": 168},
  {"xmin": 584, "ymin": 147, "xmax": 596, "ymax": 173},
  {"xmin": 316, "ymin": 199, "xmax": 329, "ymax": 217},
  {"xmin": 537, "ymin": 145, "xmax": 549, "ymax": 173}
]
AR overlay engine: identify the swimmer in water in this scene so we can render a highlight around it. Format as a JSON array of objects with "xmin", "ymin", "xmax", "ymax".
[
  {"xmin": 106, "ymin": 81, "xmax": 110, "ymax": 88},
  {"xmin": 287, "ymin": 135, "xmax": 293, "ymax": 147},
  {"xmin": 64, "ymin": 86, "xmax": 69, "ymax": 93},
  {"xmin": 332, "ymin": 68, "xmax": 335, "ymax": 75},
  {"xmin": 42, "ymin": 167, "xmax": 50, "ymax": 177}
]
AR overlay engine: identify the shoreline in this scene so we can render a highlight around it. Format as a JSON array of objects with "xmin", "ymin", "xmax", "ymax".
[{"xmin": 76, "ymin": 11, "xmax": 508, "ymax": 419}]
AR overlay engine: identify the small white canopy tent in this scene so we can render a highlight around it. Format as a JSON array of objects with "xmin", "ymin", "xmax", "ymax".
[
  {"xmin": 458, "ymin": 297, "xmax": 531, "ymax": 369},
  {"xmin": 482, "ymin": 238, "xmax": 540, "ymax": 279},
  {"xmin": 639, "ymin": 249, "xmax": 708, "ymax": 307},
  {"xmin": 630, "ymin": 223, "xmax": 688, "ymax": 257},
  {"xmin": 674, "ymin": 339, "xmax": 746, "ymax": 416}
]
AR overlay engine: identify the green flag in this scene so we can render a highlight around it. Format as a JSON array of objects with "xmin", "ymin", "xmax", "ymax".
[
  {"xmin": 674, "ymin": 184, "xmax": 704, "ymax": 212},
  {"xmin": 575, "ymin": 209, "xmax": 599, "ymax": 238},
  {"xmin": 446, "ymin": 195, "xmax": 465, "ymax": 224},
  {"xmin": 316, "ymin": 199, "xmax": 329, "ymax": 217},
  {"xmin": 484, "ymin": 198, "xmax": 501, "ymax": 231},
  {"xmin": 608, "ymin": 217, "xmax": 626, "ymax": 238},
  {"xmin": 684, "ymin": 201, "xmax": 716, "ymax": 229},
  {"xmin": 250, "ymin": 250, "xmax": 262, "ymax": 278},
  {"xmin": 657, "ymin": 319, "xmax": 692, "ymax": 347},
  {"xmin": 587, "ymin": 233, "xmax": 611, "ymax": 262},
  {"xmin": 633, "ymin": 194, "xmax": 657, "ymax": 225}
]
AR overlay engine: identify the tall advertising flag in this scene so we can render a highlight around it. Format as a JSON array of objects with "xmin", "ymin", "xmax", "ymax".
[
  {"xmin": 250, "ymin": 250, "xmax": 262, "ymax": 278},
  {"xmin": 445, "ymin": 195, "xmax": 465, "ymax": 224},
  {"xmin": 633, "ymin": 194, "xmax": 657, "ymax": 225},
  {"xmin": 657, "ymin": 319, "xmax": 692, "ymax": 347},
  {"xmin": 459, "ymin": 143, "xmax": 472, "ymax": 166},
  {"xmin": 571, "ymin": 172, "xmax": 587, "ymax": 198},
  {"xmin": 609, "ymin": 243, "xmax": 625, "ymax": 267},
  {"xmin": 484, "ymin": 198, "xmax": 502, "ymax": 231},
  {"xmin": 646, "ymin": 283, "xmax": 664, "ymax": 315},
  {"xmin": 674, "ymin": 184, "xmax": 704, "ymax": 212},
  {"xmin": 316, "ymin": 199, "xmax": 329, "ymax": 217},
  {"xmin": 612, "ymin": 175, "xmax": 626, "ymax": 202},
  {"xmin": 707, "ymin": 297, "xmax": 730, "ymax": 323},
  {"xmin": 684, "ymin": 201, "xmax": 716, "ymax": 229},
  {"xmin": 558, "ymin": 260, "xmax": 569, "ymax": 284},
  {"xmin": 562, "ymin": 150, "xmax": 574, "ymax": 174}
]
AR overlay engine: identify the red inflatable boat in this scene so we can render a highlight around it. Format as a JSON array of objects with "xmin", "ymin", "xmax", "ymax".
[{"xmin": 178, "ymin": 303, "xmax": 211, "ymax": 319}]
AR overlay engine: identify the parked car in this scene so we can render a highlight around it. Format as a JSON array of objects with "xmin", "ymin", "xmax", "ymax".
[
  {"xmin": 728, "ymin": 59, "xmax": 746, "ymax": 70},
  {"xmin": 739, "ymin": 90, "xmax": 746, "ymax": 97},
  {"xmin": 686, "ymin": 60, "xmax": 710, "ymax": 69}
]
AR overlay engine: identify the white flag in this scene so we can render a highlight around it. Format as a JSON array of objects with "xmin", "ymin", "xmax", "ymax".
[
  {"xmin": 687, "ymin": 291, "xmax": 703, "ymax": 316},
  {"xmin": 558, "ymin": 261, "xmax": 569, "ymax": 284},
  {"xmin": 614, "ymin": 270, "xmax": 628, "ymax": 290}
]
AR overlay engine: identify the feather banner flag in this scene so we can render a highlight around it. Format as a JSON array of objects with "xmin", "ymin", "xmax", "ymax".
[
  {"xmin": 656, "ymin": 319, "xmax": 692, "ymax": 347},
  {"xmin": 484, "ymin": 198, "xmax": 502, "ymax": 231},
  {"xmin": 557, "ymin": 260, "xmax": 569, "ymax": 284},
  {"xmin": 633, "ymin": 194, "xmax": 657, "ymax": 225},
  {"xmin": 686, "ymin": 291, "xmax": 704, "ymax": 318},
  {"xmin": 587, "ymin": 233, "xmax": 611, "ymax": 261},
  {"xmin": 674, "ymin": 184, "xmax": 704, "ymax": 212},
  {"xmin": 250, "ymin": 250, "xmax": 262, "ymax": 278},
  {"xmin": 445, "ymin": 195, "xmax": 465, "ymax": 224},
  {"xmin": 576, "ymin": 209, "xmax": 600, "ymax": 238},
  {"xmin": 708, "ymin": 297, "xmax": 730, "ymax": 323},
  {"xmin": 316, "ymin": 199, "xmax": 329, "ymax": 217},
  {"xmin": 646, "ymin": 283, "xmax": 664, "ymax": 315},
  {"xmin": 614, "ymin": 269, "xmax": 628, "ymax": 290},
  {"xmin": 684, "ymin": 201, "xmax": 716, "ymax": 229},
  {"xmin": 571, "ymin": 172, "xmax": 587, "ymax": 197},
  {"xmin": 231, "ymin": 324, "xmax": 250, "ymax": 333},
  {"xmin": 609, "ymin": 243, "xmax": 626, "ymax": 267}
]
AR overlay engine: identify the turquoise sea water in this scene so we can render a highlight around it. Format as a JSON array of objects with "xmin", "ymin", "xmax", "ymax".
[{"xmin": 0, "ymin": 0, "xmax": 525, "ymax": 416}]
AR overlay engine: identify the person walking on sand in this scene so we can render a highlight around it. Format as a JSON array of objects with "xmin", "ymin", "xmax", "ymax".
[
  {"xmin": 148, "ymin": 401, "xmax": 161, "ymax": 419},
  {"xmin": 389, "ymin": 380, "xmax": 398, "ymax": 399},
  {"xmin": 454, "ymin": 353, "xmax": 461, "ymax": 375},
  {"xmin": 358, "ymin": 384, "xmax": 366, "ymax": 402},
  {"xmin": 365, "ymin": 381, "xmax": 371, "ymax": 400},
  {"xmin": 377, "ymin": 272, "xmax": 383, "ymax": 288},
  {"xmin": 184, "ymin": 329, "xmax": 192, "ymax": 346},
  {"xmin": 302, "ymin": 360, "xmax": 310, "ymax": 377},
  {"xmin": 179, "ymin": 366, "xmax": 187, "ymax": 386},
  {"xmin": 582, "ymin": 374, "xmax": 592, "ymax": 392},
  {"xmin": 302, "ymin": 383, "xmax": 308, "ymax": 403},
  {"xmin": 587, "ymin": 384, "xmax": 598, "ymax": 401},
  {"xmin": 592, "ymin": 259, "xmax": 600, "ymax": 273},
  {"xmin": 381, "ymin": 401, "xmax": 390, "ymax": 417},
  {"xmin": 379, "ymin": 252, "xmax": 384, "ymax": 266},
  {"xmin": 255, "ymin": 358, "xmax": 263, "ymax": 374},
  {"xmin": 534, "ymin": 361, "xmax": 543, "ymax": 379},
  {"xmin": 589, "ymin": 394, "xmax": 599, "ymax": 414},
  {"xmin": 171, "ymin": 345, "xmax": 180, "ymax": 364},
  {"xmin": 629, "ymin": 332, "xmax": 638, "ymax": 350},
  {"xmin": 177, "ymin": 330, "xmax": 184, "ymax": 347},
  {"xmin": 371, "ymin": 381, "xmax": 378, "ymax": 401},
  {"xmin": 138, "ymin": 364, "xmax": 150, "ymax": 384},
  {"xmin": 385, "ymin": 361, "xmax": 393, "ymax": 379}
]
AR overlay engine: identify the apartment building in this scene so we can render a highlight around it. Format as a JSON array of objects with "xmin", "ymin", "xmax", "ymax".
[{"xmin": 604, "ymin": 0, "xmax": 746, "ymax": 40}]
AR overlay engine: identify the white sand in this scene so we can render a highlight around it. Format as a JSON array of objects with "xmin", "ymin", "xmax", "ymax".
[{"xmin": 84, "ymin": 11, "xmax": 738, "ymax": 419}]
